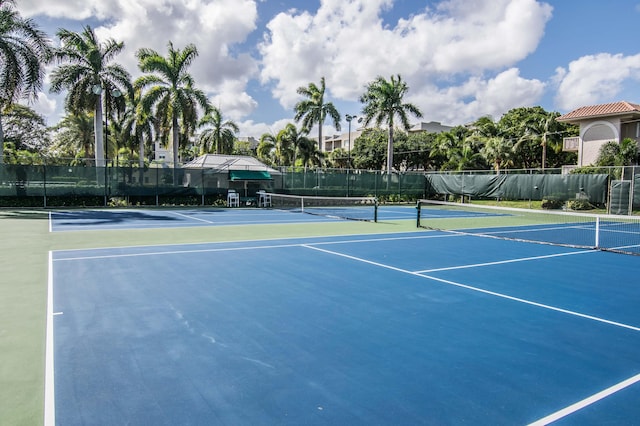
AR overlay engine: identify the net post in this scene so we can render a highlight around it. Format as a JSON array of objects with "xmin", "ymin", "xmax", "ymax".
[
  {"xmin": 374, "ymin": 198, "xmax": 378, "ymax": 223},
  {"xmin": 416, "ymin": 200, "xmax": 421, "ymax": 227},
  {"xmin": 595, "ymin": 216, "xmax": 600, "ymax": 248}
]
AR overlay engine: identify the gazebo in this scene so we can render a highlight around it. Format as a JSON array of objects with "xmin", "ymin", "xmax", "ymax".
[{"xmin": 182, "ymin": 154, "xmax": 280, "ymax": 200}]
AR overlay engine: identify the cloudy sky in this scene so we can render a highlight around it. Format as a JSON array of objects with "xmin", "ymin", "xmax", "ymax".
[{"xmin": 19, "ymin": 0, "xmax": 640, "ymax": 137}]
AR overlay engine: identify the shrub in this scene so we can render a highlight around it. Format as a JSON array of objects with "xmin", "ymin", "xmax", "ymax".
[
  {"xmin": 541, "ymin": 198, "xmax": 563, "ymax": 209},
  {"xmin": 566, "ymin": 199, "xmax": 593, "ymax": 210}
]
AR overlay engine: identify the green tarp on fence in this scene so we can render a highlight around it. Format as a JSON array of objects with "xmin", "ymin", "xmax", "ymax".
[{"xmin": 425, "ymin": 173, "xmax": 610, "ymax": 203}]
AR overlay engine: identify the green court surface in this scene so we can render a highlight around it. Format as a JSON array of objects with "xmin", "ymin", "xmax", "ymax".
[{"xmin": 0, "ymin": 208, "xmax": 416, "ymax": 424}]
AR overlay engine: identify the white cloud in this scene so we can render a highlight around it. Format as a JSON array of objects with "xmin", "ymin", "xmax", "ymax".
[
  {"xmin": 23, "ymin": 0, "xmax": 556, "ymax": 136},
  {"xmin": 554, "ymin": 53, "xmax": 640, "ymax": 111},
  {"xmin": 28, "ymin": 0, "xmax": 260, "ymax": 127},
  {"xmin": 259, "ymin": 0, "xmax": 552, "ymax": 114},
  {"xmin": 406, "ymin": 68, "xmax": 546, "ymax": 125},
  {"xmin": 94, "ymin": 0, "xmax": 259, "ymax": 95},
  {"xmin": 20, "ymin": 0, "xmax": 107, "ymax": 20},
  {"xmin": 237, "ymin": 117, "xmax": 294, "ymax": 139}
]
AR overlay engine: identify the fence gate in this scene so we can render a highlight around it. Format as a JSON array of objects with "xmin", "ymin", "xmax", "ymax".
[{"xmin": 609, "ymin": 180, "xmax": 631, "ymax": 215}]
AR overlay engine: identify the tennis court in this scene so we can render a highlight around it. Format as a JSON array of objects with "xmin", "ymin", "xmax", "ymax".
[
  {"xmin": 47, "ymin": 212, "xmax": 640, "ymax": 425},
  {"xmin": 49, "ymin": 204, "xmax": 416, "ymax": 231}
]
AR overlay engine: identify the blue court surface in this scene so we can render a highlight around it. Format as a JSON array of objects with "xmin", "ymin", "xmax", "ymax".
[
  {"xmin": 47, "ymin": 230, "xmax": 640, "ymax": 425},
  {"xmin": 49, "ymin": 205, "xmax": 416, "ymax": 231}
]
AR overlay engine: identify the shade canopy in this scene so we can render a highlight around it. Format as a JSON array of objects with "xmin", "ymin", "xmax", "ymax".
[{"xmin": 229, "ymin": 170, "xmax": 272, "ymax": 181}]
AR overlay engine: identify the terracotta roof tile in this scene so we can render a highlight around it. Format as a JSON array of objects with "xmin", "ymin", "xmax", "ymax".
[{"xmin": 558, "ymin": 101, "xmax": 640, "ymax": 121}]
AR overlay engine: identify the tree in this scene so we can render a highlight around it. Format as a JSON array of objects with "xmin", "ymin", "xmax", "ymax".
[
  {"xmin": 351, "ymin": 128, "xmax": 388, "ymax": 170},
  {"xmin": 120, "ymin": 88, "xmax": 156, "ymax": 168},
  {"xmin": 469, "ymin": 116, "xmax": 512, "ymax": 173},
  {"xmin": 276, "ymin": 123, "xmax": 313, "ymax": 167},
  {"xmin": 1, "ymin": 104, "xmax": 50, "ymax": 153},
  {"xmin": 431, "ymin": 126, "xmax": 484, "ymax": 171},
  {"xmin": 297, "ymin": 136, "xmax": 324, "ymax": 168},
  {"xmin": 50, "ymin": 25, "xmax": 131, "ymax": 168},
  {"xmin": 359, "ymin": 74, "xmax": 423, "ymax": 174},
  {"xmin": 481, "ymin": 136, "xmax": 514, "ymax": 173},
  {"xmin": 135, "ymin": 41, "xmax": 210, "ymax": 168},
  {"xmin": 257, "ymin": 132, "xmax": 277, "ymax": 166},
  {"xmin": 0, "ymin": 0, "xmax": 52, "ymax": 162},
  {"xmin": 327, "ymin": 148, "xmax": 349, "ymax": 169},
  {"xmin": 518, "ymin": 109, "xmax": 562, "ymax": 170},
  {"xmin": 294, "ymin": 76, "xmax": 341, "ymax": 152},
  {"xmin": 197, "ymin": 107, "xmax": 239, "ymax": 155},
  {"xmin": 596, "ymin": 138, "xmax": 639, "ymax": 167},
  {"xmin": 50, "ymin": 111, "xmax": 95, "ymax": 165}
]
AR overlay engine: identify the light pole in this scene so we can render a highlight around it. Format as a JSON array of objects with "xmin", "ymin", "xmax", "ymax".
[{"xmin": 345, "ymin": 114, "xmax": 357, "ymax": 197}]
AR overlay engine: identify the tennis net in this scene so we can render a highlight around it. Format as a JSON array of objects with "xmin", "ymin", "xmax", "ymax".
[
  {"xmin": 417, "ymin": 199, "xmax": 640, "ymax": 255},
  {"xmin": 269, "ymin": 193, "xmax": 378, "ymax": 222}
]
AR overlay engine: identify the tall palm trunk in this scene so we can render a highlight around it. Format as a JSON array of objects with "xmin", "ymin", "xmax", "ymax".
[
  {"xmin": 172, "ymin": 114, "xmax": 180, "ymax": 183},
  {"xmin": 387, "ymin": 126, "xmax": 394, "ymax": 175},
  {"xmin": 0, "ymin": 115, "xmax": 5, "ymax": 164},
  {"xmin": 541, "ymin": 133, "xmax": 547, "ymax": 170},
  {"xmin": 172, "ymin": 115, "xmax": 179, "ymax": 166}
]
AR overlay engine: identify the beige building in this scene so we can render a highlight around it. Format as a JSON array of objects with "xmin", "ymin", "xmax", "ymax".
[
  {"xmin": 558, "ymin": 101, "xmax": 640, "ymax": 169},
  {"xmin": 319, "ymin": 121, "xmax": 453, "ymax": 152}
]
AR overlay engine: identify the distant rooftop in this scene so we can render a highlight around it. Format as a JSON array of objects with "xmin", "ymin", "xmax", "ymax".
[
  {"xmin": 409, "ymin": 121, "xmax": 453, "ymax": 133},
  {"xmin": 557, "ymin": 101, "xmax": 640, "ymax": 122},
  {"xmin": 182, "ymin": 154, "xmax": 278, "ymax": 172}
]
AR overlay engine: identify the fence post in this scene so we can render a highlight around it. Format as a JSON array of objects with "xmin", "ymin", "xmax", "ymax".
[{"xmin": 43, "ymin": 164, "xmax": 47, "ymax": 208}]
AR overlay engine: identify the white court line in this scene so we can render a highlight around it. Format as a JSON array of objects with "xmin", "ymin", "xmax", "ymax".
[
  {"xmin": 53, "ymin": 242, "xmax": 305, "ymax": 261},
  {"xmin": 44, "ymin": 251, "xmax": 55, "ymax": 426},
  {"xmin": 528, "ymin": 373, "xmax": 640, "ymax": 425},
  {"xmin": 416, "ymin": 250, "xmax": 594, "ymax": 273},
  {"xmin": 302, "ymin": 244, "xmax": 640, "ymax": 333},
  {"xmin": 51, "ymin": 231, "xmax": 456, "ymax": 260},
  {"xmin": 169, "ymin": 211, "xmax": 214, "ymax": 224}
]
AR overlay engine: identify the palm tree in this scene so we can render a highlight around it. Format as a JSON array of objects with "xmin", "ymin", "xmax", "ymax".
[
  {"xmin": 432, "ymin": 126, "xmax": 481, "ymax": 171},
  {"xmin": 297, "ymin": 137, "xmax": 324, "ymax": 168},
  {"xmin": 197, "ymin": 107, "xmax": 239, "ymax": 154},
  {"xmin": 120, "ymin": 88, "xmax": 156, "ymax": 169},
  {"xmin": 51, "ymin": 111, "xmax": 95, "ymax": 165},
  {"xmin": 0, "ymin": 0, "xmax": 52, "ymax": 162},
  {"xmin": 50, "ymin": 25, "xmax": 131, "ymax": 168},
  {"xmin": 276, "ymin": 123, "xmax": 313, "ymax": 167},
  {"xmin": 470, "ymin": 116, "xmax": 513, "ymax": 173},
  {"xmin": 135, "ymin": 42, "xmax": 210, "ymax": 169},
  {"xmin": 257, "ymin": 132, "xmax": 277, "ymax": 166},
  {"xmin": 359, "ymin": 74, "xmax": 422, "ymax": 174},
  {"xmin": 294, "ymin": 76, "xmax": 341, "ymax": 152},
  {"xmin": 518, "ymin": 110, "xmax": 561, "ymax": 170},
  {"xmin": 481, "ymin": 136, "xmax": 514, "ymax": 174}
]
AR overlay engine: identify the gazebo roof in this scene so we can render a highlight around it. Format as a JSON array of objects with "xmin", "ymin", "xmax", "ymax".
[{"xmin": 182, "ymin": 154, "xmax": 279, "ymax": 173}]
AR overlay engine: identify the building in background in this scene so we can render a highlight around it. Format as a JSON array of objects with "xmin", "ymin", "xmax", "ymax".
[
  {"xmin": 558, "ymin": 101, "xmax": 640, "ymax": 169},
  {"xmin": 318, "ymin": 121, "xmax": 453, "ymax": 153}
]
